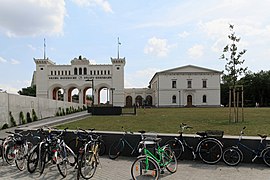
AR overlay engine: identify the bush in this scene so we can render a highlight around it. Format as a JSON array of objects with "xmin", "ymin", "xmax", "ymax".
[
  {"xmin": 32, "ymin": 109, "xmax": 38, "ymax": 121},
  {"xmin": 2, "ymin": 123, "xmax": 9, "ymax": 129},
  {"xmin": 19, "ymin": 111, "xmax": 26, "ymax": 124},
  {"xmin": 9, "ymin": 111, "xmax": 17, "ymax": 127},
  {"xmin": 26, "ymin": 112, "xmax": 32, "ymax": 123}
]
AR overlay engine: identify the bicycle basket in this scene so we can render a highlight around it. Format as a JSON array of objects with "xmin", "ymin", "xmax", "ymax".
[{"xmin": 205, "ymin": 130, "xmax": 224, "ymax": 138}]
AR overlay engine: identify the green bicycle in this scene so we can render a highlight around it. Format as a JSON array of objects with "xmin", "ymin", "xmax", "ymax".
[{"xmin": 131, "ymin": 136, "xmax": 177, "ymax": 180}]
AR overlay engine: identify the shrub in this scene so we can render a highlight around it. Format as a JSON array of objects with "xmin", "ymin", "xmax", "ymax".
[
  {"xmin": 26, "ymin": 112, "xmax": 32, "ymax": 123},
  {"xmin": 32, "ymin": 109, "xmax": 38, "ymax": 121},
  {"xmin": 19, "ymin": 111, "xmax": 26, "ymax": 124},
  {"xmin": 2, "ymin": 123, "xmax": 9, "ymax": 129},
  {"xmin": 9, "ymin": 111, "xmax": 17, "ymax": 127}
]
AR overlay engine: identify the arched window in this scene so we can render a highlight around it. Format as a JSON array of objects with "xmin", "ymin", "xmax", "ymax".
[
  {"xmin": 172, "ymin": 95, "xmax": 176, "ymax": 103},
  {"xmin": 79, "ymin": 68, "xmax": 82, "ymax": 75},
  {"xmin": 84, "ymin": 67, "xmax": 87, "ymax": 75},
  {"xmin": 203, "ymin": 95, "xmax": 207, "ymax": 103},
  {"xmin": 74, "ymin": 68, "xmax": 78, "ymax": 75}
]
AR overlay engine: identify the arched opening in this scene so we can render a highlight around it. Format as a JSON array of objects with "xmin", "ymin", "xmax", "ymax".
[
  {"xmin": 74, "ymin": 68, "xmax": 77, "ymax": 75},
  {"xmin": 135, "ymin": 95, "xmax": 143, "ymax": 107},
  {"xmin": 145, "ymin": 95, "xmax": 152, "ymax": 106},
  {"xmin": 84, "ymin": 67, "xmax": 87, "ymax": 75},
  {"xmin": 79, "ymin": 68, "xmax": 82, "ymax": 75},
  {"xmin": 126, "ymin": 96, "xmax": 132, "ymax": 107},
  {"xmin": 187, "ymin": 95, "xmax": 192, "ymax": 107},
  {"xmin": 84, "ymin": 88, "xmax": 93, "ymax": 106},
  {"xmin": 98, "ymin": 87, "xmax": 109, "ymax": 105},
  {"xmin": 203, "ymin": 95, "xmax": 207, "ymax": 103},
  {"xmin": 71, "ymin": 88, "xmax": 79, "ymax": 103},
  {"xmin": 172, "ymin": 95, "xmax": 176, "ymax": 103},
  {"xmin": 52, "ymin": 87, "xmax": 64, "ymax": 101}
]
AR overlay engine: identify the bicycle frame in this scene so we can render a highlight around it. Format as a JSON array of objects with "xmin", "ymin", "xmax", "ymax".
[{"xmin": 121, "ymin": 137, "xmax": 138, "ymax": 155}]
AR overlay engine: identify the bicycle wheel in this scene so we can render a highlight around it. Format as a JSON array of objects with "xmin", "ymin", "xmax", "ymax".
[
  {"xmin": 57, "ymin": 150, "xmax": 67, "ymax": 178},
  {"xmin": 65, "ymin": 145, "xmax": 77, "ymax": 166},
  {"xmin": 197, "ymin": 138, "xmax": 223, "ymax": 164},
  {"xmin": 4, "ymin": 142, "xmax": 15, "ymax": 165},
  {"xmin": 99, "ymin": 140, "xmax": 106, "ymax": 156},
  {"xmin": 39, "ymin": 148, "xmax": 48, "ymax": 175},
  {"xmin": 131, "ymin": 156, "xmax": 160, "ymax": 180},
  {"xmin": 27, "ymin": 146, "xmax": 39, "ymax": 173},
  {"xmin": 222, "ymin": 147, "xmax": 242, "ymax": 166},
  {"xmin": 15, "ymin": 145, "xmax": 26, "ymax": 171},
  {"xmin": 162, "ymin": 147, "xmax": 177, "ymax": 173},
  {"xmin": 78, "ymin": 150, "xmax": 97, "ymax": 179},
  {"xmin": 109, "ymin": 140, "xmax": 124, "ymax": 159},
  {"xmin": 165, "ymin": 139, "xmax": 183, "ymax": 159},
  {"xmin": 262, "ymin": 147, "xmax": 270, "ymax": 167}
]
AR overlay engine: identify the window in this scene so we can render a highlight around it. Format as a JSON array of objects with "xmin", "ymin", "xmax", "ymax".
[
  {"xmin": 172, "ymin": 95, "xmax": 176, "ymax": 103},
  {"xmin": 90, "ymin": 71, "xmax": 92, "ymax": 75},
  {"xmin": 104, "ymin": 70, "xmax": 106, "ymax": 75},
  {"xmin": 172, "ymin": 80, "xmax": 176, "ymax": 88},
  {"xmin": 74, "ymin": 68, "xmax": 77, "ymax": 75},
  {"xmin": 58, "ymin": 71, "xmax": 60, "ymax": 75},
  {"xmin": 187, "ymin": 80, "xmax": 192, "ymax": 88},
  {"xmin": 203, "ymin": 80, "xmax": 207, "ymax": 88},
  {"xmin": 40, "ymin": 68, "xmax": 43, "ymax": 70},
  {"xmin": 94, "ymin": 70, "xmax": 96, "ymax": 75},
  {"xmin": 79, "ymin": 68, "xmax": 82, "ymax": 75},
  {"xmin": 101, "ymin": 70, "xmax": 103, "ymax": 75},
  {"xmin": 51, "ymin": 71, "xmax": 53, "ymax": 75},
  {"xmin": 84, "ymin": 68, "xmax": 87, "ymax": 75},
  {"xmin": 203, "ymin": 95, "xmax": 207, "ymax": 103},
  {"xmin": 97, "ymin": 70, "xmax": 99, "ymax": 75},
  {"xmin": 108, "ymin": 70, "xmax": 110, "ymax": 75}
]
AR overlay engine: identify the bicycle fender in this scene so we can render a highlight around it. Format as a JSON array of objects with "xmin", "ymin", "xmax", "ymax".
[
  {"xmin": 260, "ymin": 146, "xmax": 270, "ymax": 157},
  {"xmin": 195, "ymin": 137, "xmax": 223, "ymax": 152}
]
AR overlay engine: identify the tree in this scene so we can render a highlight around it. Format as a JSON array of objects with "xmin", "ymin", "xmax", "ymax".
[
  {"xmin": 18, "ymin": 85, "xmax": 36, "ymax": 97},
  {"xmin": 220, "ymin": 24, "xmax": 247, "ymax": 122}
]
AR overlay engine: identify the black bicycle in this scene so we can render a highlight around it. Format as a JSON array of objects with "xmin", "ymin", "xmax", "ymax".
[
  {"xmin": 165, "ymin": 123, "xmax": 224, "ymax": 164},
  {"xmin": 109, "ymin": 127, "xmax": 146, "ymax": 159},
  {"xmin": 223, "ymin": 127, "xmax": 270, "ymax": 166}
]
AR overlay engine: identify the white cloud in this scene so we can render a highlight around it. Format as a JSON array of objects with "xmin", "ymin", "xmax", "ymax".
[
  {"xmin": 0, "ymin": 0, "xmax": 66, "ymax": 37},
  {"xmin": 178, "ymin": 31, "xmax": 190, "ymax": 38},
  {"xmin": 188, "ymin": 45, "xmax": 204, "ymax": 59},
  {"xmin": 144, "ymin": 37, "xmax": 171, "ymax": 57},
  {"xmin": 72, "ymin": 0, "xmax": 113, "ymax": 13},
  {"xmin": 10, "ymin": 59, "xmax": 20, "ymax": 65},
  {"xmin": 0, "ymin": 56, "xmax": 7, "ymax": 63},
  {"xmin": 0, "ymin": 80, "xmax": 31, "ymax": 94}
]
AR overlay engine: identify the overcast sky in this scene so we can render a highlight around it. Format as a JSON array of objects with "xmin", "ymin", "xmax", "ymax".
[{"xmin": 1, "ymin": 0, "xmax": 270, "ymax": 94}]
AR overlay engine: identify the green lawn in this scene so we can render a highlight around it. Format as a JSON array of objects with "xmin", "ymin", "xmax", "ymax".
[{"xmin": 56, "ymin": 107, "xmax": 270, "ymax": 136}]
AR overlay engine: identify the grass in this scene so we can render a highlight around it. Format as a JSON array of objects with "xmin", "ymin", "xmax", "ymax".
[{"xmin": 56, "ymin": 107, "xmax": 270, "ymax": 136}]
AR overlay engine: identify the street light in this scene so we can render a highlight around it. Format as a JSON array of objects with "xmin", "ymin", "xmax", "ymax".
[
  {"xmin": 110, "ymin": 88, "xmax": 115, "ymax": 106},
  {"xmin": 86, "ymin": 79, "xmax": 94, "ymax": 106}
]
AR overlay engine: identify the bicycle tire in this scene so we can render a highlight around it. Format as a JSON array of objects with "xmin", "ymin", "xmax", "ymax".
[
  {"xmin": 78, "ymin": 150, "xmax": 97, "ymax": 179},
  {"xmin": 99, "ymin": 140, "xmax": 106, "ymax": 156},
  {"xmin": 109, "ymin": 140, "xmax": 124, "ymax": 159},
  {"xmin": 57, "ymin": 149, "xmax": 67, "ymax": 178},
  {"xmin": 65, "ymin": 145, "xmax": 77, "ymax": 166},
  {"xmin": 262, "ymin": 147, "xmax": 270, "ymax": 167},
  {"xmin": 15, "ymin": 145, "xmax": 26, "ymax": 171},
  {"xmin": 4, "ymin": 142, "xmax": 15, "ymax": 165},
  {"xmin": 165, "ymin": 139, "xmax": 184, "ymax": 159},
  {"xmin": 222, "ymin": 147, "xmax": 242, "ymax": 166},
  {"xmin": 39, "ymin": 148, "xmax": 48, "ymax": 175},
  {"xmin": 197, "ymin": 138, "xmax": 223, "ymax": 164},
  {"xmin": 162, "ymin": 147, "xmax": 177, "ymax": 173},
  {"xmin": 27, "ymin": 146, "xmax": 39, "ymax": 173},
  {"xmin": 131, "ymin": 156, "xmax": 160, "ymax": 180}
]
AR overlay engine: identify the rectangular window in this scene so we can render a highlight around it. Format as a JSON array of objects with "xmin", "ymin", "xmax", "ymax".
[
  {"xmin": 203, "ymin": 80, "xmax": 207, "ymax": 88},
  {"xmin": 51, "ymin": 71, "xmax": 53, "ymax": 75},
  {"xmin": 187, "ymin": 80, "xmax": 192, "ymax": 88},
  {"xmin": 172, "ymin": 80, "xmax": 176, "ymax": 88}
]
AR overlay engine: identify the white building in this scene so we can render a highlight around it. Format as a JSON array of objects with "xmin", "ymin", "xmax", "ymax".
[{"xmin": 33, "ymin": 56, "xmax": 222, "ymax": 107}]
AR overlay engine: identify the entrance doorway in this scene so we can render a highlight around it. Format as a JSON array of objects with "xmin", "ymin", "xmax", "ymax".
[{"xmin": 187, "ymin": 95, "xmax": 192, "ymax": 107}]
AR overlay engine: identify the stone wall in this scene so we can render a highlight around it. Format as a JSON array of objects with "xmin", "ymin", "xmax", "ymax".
[{"xmin": 0, "ymin": 92, "xmax": 85, "ymax": 127}]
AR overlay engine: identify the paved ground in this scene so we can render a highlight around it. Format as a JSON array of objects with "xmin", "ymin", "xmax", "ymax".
[
  {"xmin": 1, "ymin": 156, "xmax": 270, "ymax": 180},
  {"xmin": 1, "ymin": 112, "xmax": 270, "ymax": 179}
]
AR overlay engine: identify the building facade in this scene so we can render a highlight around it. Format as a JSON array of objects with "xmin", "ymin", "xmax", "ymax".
[{"xmin": 33, "ymin": 56, "xmax": 221, "ymax": 107}]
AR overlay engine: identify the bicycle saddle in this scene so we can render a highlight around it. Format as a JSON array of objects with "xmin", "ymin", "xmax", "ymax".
[
  {"xmin": 143, "ymin": 137, "xmax": 162, "ymax": 143},
  {"xmin": 196, "ymin": 131, "xmax": 207, "ymax": 137},
  {"xmin": 138, "ymin": 130, "xmax": 146, "ymax": 134},
  {"xmin": 258, "ymin": 134, "xmax": 267, "ymax": 139}
]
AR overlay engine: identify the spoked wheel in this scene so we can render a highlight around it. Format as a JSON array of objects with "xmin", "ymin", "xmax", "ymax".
[
  {"xmin": 165, "ymin": 139, "xmax": 183, "ymax": 160},
  {"xmin": 15, "ymin": 145, "xmax": 26, "ymax": 171},
  {"xmin": 262, "ymin": 148, "xmax": 270, "ymax": 167},
  {"xmin": 198, "ymin": 139, "xmax": 223, "ymax": 164},
  {"xmin": 162, "ymin": 147, "xmax": 177, "ymax": 173},
  {"xmin": 108, "ymin": 140, "xmax": 124, "ymax": 160},
  {"xmin": 222, "ymin": 147, "xmax": 242, "ymax": 166},
  {"xmin": 78, "ymin": 151, "xmax": 97, "ymax": 179},
  {"xmin": 4, "ymin": 143, "xmax": 16, "ymax": 165},
  {"xmin": 27, "ymin": 147, "xmax": 39, "ymax": 173},
  {"xmin": 131, "ymin": 156, "xmax": 160, "ymax": 180},
  {"xmin": 65, "ymin": 145, "xmax": 77, "ymax": 167},
  {"xmin": 99, "ymin": 140, "xmax": 106, "ymax": 156},
  {"xmin": 57, "ymin": 151, "xmax": 67, "ymax": 178}
]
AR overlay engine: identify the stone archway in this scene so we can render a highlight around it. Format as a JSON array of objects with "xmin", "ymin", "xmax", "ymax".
[
  {"xmin": 126, "ymin": 96, "xmax": 132, "ymax": 107},
  {"xmin": 145, "ymin": 95, "xmax": 152, "ymax": 106},
  {"xmin": 135, "ymin": 95, "xmax": 143, "ymax": 107}
]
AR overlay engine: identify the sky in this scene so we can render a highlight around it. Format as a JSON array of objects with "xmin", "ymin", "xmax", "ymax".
[{"xmin": 1, "ymin": 0, "xmax": 270, "ymax": 94}]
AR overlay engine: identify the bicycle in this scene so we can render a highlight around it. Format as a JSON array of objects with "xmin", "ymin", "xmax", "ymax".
[
  {"xmin": 5, "ymin": 131, "xmax": 34, "ymax": 171},
  {"xmin": 165, "ymin": 123, "xmax": 224, "ymax": 164},
  {"xmin": 131, "ymin": 135, "xmax": 177, "ymax": 180},
  {"xmin": 76, "ymin": 128, "xmax": 103, "ymax": 179},
  {"xmin": 109, "ymin": 127, "xmax": 146, "ymax": 159},
  {"xmin": 223, "ymin": 127, "xmax": 270, "ymax": 166}
]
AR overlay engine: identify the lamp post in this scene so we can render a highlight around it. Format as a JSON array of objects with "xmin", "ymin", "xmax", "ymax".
[
  {"xmin": 110, "ymin": 88, "xmax": 115, "ymax": 106},
  {"xmin": 86, "ymin": 79, "xmax": 94, "ymax": 106}
]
